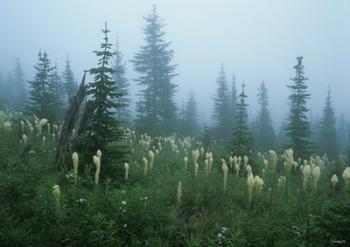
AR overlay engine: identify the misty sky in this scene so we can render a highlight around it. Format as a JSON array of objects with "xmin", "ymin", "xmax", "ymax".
[{"xmin": 0, "ymin": 0, "xmax": 349, "ymax": 127}]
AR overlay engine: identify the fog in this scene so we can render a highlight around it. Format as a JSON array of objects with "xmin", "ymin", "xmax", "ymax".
[{"xmin": 1, "ymin": 0, "xmax": 349, "ymax": 126}]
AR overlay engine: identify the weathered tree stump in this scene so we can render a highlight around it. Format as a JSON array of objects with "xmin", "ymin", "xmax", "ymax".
[{"xmin": 54, "ymin": 72, "xmax": 87, "ymax": 170}]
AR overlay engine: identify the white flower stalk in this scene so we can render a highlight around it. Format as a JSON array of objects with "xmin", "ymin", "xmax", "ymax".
[
  {"xmin": 312, "ymin": 166, "xmax": 321, "ymax": 188},
  {"xmin": 192, "ymin": 150, "xmax": 199, "ymax": 167},
  {"xmin": 263, "ymin": 159, "xmax": 268, "ymax": 169},
  {"xmin": 93, "ymin": 155, "xmax": 101, "ymax": 185},
  {"xmin": 254, "ymin": 176, "xmax": 264, "ymax": 192},
  {"xmin": 96, "ymin": 149, "xmax": 102, "ymax": 159},
  {"xmin": 72, "ymin": 152, "xmax": 79, "ymax": 184},
  {"xmin": 285, "ymin": 148, "xmax": 294, "ymax": 173},
  {"xmin": 247, "ymin": 174, "xmax": 255, "ymax": 204},
  {"xmin": 229, "ymin": 156, "xmax": 234, "ymax": 168},
  {"xmin": 205, "ymin": 152, "xmax": 212, "ymax": 160},
  {"xmin": 177, "ymin": 181, "xmax": 182, "ymax": 205},
  {"xmin": 42, "ymin": 136, "xmax": 46, "ymax": 146},
  {"xmin": 221, "ymin": 159, "xmax": 228, "ymax": 191},
  {"xmin": 331, "ymin": 174, "xmax": 338, "ymax": 189},
  {"xmin": 302, "ymin": 164, "xmax": 312, "ymax": 190},
  {"xmin": 29, "ymin": 125, "xmax": 34, "ymax": 134},
  {"xmin": 124, "ymin": 162, "xmax": 129, "ymax": 180},
  {"xmin": 269, "ymin": 150, "xmax": 278, "ymax": 171},
  {"xmin": 184, "ymin": 156, "xmax": 188, "ymax": 169},
  {"xmin": 243, "ymin": 155, "xmax": 249, "ymax": 168},
  {"xmin": 342, "ymin": 167, "xmax": 350, "ymax": 190},
  {"xmin": 3, "ymin": 121, "xmax": 11, "ymax": 130},
  {"xmin": 277, "ymin": 176, "xmax": 286, "ymax": 189},
  {"xmin": 246, "ymin": 164, "xmax": 252, "ymax": 177},
  {"xmin": 22, "ymin": 134, "xmax": 28, "ymax": 145},
  {"xmin": 37, "ymin": 118, "xmax": 48, "ymax": 135},
  {"xmin": 293, "ymin": 161, "xmax": 298, "ymax": 170},
  {"xmin": 233, "ymin": 155, "xmax": 238, "ymax": 165},
  {"xmin": 194, "ymin": 162, "xmax": 199, "ymax": 177},
  {"xmin": 148, "ymin": 150, "xmax": 155, "ymax": 169},
  {"xmin": 142, "ymin": 157, "xmax": 148, "ymax": 177},
  {"xmin": 52, "ymin": 185, "xmax": 61, "ymax": 207}
]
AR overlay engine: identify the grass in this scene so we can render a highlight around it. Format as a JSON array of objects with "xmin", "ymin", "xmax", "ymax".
[{"xmin": 1, "ymin": 115, "xmax": 350, "ymax": 246}]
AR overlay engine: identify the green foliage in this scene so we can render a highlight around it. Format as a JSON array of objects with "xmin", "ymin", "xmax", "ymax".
[
  {"xmin": 2, "ymin": 118, "xmax": 350, "ymax": 246},
  {"xmin": 285, "ymin": 56, "xmax": 313, "ymax": 159},
  {"xmin": 229, "ymin": 81, "xmax": 253, "ymax": 157},
  {"xmin": 75, "ymin": 23, "xmax": 128, "ymax": 177},
  {"xmin": 27, "ymin": 51, "xmax": 59, "ymax": 122}
]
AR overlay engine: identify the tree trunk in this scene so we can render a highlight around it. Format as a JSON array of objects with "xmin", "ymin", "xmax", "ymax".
[{"xmin": 54, "ymin": 72, "xmax": 87, "ymax": 170}]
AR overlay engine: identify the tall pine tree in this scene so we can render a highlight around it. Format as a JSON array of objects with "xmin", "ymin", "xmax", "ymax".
[
  {"xmin": 112, "ymin": 40, "xmax": 131, "ymax": 126},
  {"xmin": 180, "ymin": 92, "xmax": 199, "ymax": 136},
  {"xmin": 77, "ymin": 23, "xmax": 127, "ymax": 175},
  {"xmin": 230, "ymin": 73, "xmax": 238, "ymax": 128},
  {"xmin": 318, "ymin": 86, "xmax": 338, "ymax": 160},
  {"xmin": 62, "ymin": 57, "xmax": 77, "ymax": 100},
  {"xmin": 255, "ymin": 81, "xmax": 276, "ymax": 151},
  {"xmin": 27, "ymin": 51, "xmax": 58, "ymax": 121},
  {"xmin": 285, "ymin": 56, "xmax": 312, "ymax": 159},
  {"xmin": 51, "ymin": 65, "xmax": 66, "ymax": 119},
  {"xmin": 230, "ymin": 82, "xmax": 253, "ymax": 157},
  {"xmin": 13, "ymin": 58, "xmax": 26, "ymax": 109},
  {"xmin": 132, "ymin": 5, "xmax": 177, "ymax": 136},
  {"xmin": 213, "ymin": 64, "xmax": 231, "ymax": 143}
]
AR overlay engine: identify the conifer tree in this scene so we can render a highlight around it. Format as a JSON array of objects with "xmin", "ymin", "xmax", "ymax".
[
  {"xmin": 285, "ymin": 56, "xmax": 312, "ymax": 159},
  {"xmin": 13, "ymin": 58, "xmax": 26, "ymax": 109},
  {"xmin": 230, "ymin": 82, "xmax": 253, "ymax": 157},
  {"xmin": 200, "ymin": 125, "xmax": 213, "ymax": 151},
  {"xmin": 230, "ymin": 73, "xmax": 238, "ymax": 128},
  {"xmin": 318, "ymin": 86, "xmax": 338, "ymax": 160},
  {"xmin": 132, "ymin": 5, "xmax": 177, "ymax": 135},
  {"xmin": 180, "ymin": 92, "xmax": 199, "ymax": 136},
  {"xmin": 62, "ymin": 57, "xmax": 77, "ymax": 100},
  {"xmin": 255, "ymin": 81, "xmax": 276, "ymax": 151},
  {"xmin": 51, "ymin": 65, "xmax": 66, "ymax": 119},
  {"xmin": 112, "ymin": 40, "xmax": 131, "ymax": 126},
  {"xmin": 27, "ymin": 51, "xmax": 57, "ymax": 121},
  {"xmin": 77, "ymin": 23, "xmax": 127, "ymax": 175},
  {"xmin": 213, "ymin": 64, "xmax": 231, "ymax": 142}
]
